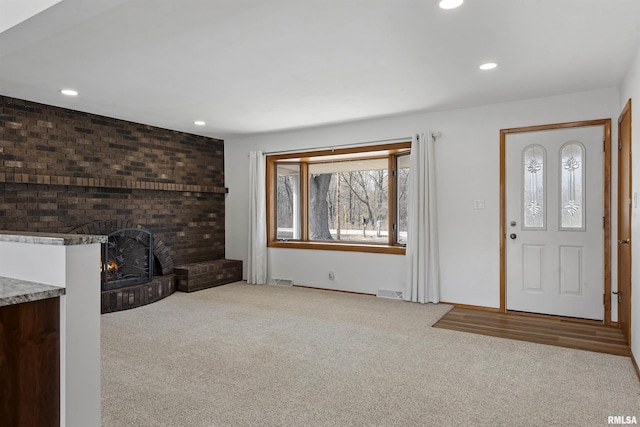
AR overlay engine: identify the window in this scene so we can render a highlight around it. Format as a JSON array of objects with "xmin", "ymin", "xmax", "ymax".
[
  {"xmin": 267, "ymin": 142, "xmax": 410, "ymax": 254},
  {"xmin": 522, "ymin": 144, "xmax": 546, "ymax": 229},
  {"xmin": 275, "ymin": 163, "xmax": 301, "ymax": 240},
  {"xmin": 559, "ymin": 141, "xmax": 585, "ymax": 230}
]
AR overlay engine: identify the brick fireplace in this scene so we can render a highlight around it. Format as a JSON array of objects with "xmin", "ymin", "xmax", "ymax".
[{"xmin": 0, "ymin": 95, "xmax": 242, "ymax": 312}]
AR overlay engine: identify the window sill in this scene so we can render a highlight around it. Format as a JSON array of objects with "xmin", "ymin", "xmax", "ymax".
[{"xmin": 268, "ymin": 240, "xmax": 406, "ymax": 255}]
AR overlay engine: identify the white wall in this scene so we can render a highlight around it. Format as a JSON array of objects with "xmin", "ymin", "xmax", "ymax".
[
  {"xmin": 62, "ymin": 244, "xmax": 101, "ymax": 427},
  {"xmin": 225, "ymin": 87, "xmax": 619, "ymax": 307},
  {"xmin": 620, "ymin": 40, "xmax": 640, "ymax": 363},
  {"xmin": 0, "ymin": 241, "xmax": 66, "ymax": 286}
]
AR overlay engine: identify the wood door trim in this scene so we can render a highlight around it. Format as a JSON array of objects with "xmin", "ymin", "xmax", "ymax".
[
  {"xmin": 499, "ymin": 119, "xmax": 612, "ymax": 323},
  {"xmin": 618, "ymin": 98, "xmax": 632, "ymax": 343}
]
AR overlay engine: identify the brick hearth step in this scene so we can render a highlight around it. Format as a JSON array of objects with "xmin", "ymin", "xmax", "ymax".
[
  {"xmin": 174, "ymin": 259, "xmax": 243, "ymax": 292},
  {"xmin": 101, "ymin": 274, "xmax": 176, "ymax": 314}
]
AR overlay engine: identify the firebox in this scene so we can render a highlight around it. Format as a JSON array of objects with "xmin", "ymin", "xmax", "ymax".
[{"xmin": 102, "ymin": 228, "xmax": 153, "ymax": 291}]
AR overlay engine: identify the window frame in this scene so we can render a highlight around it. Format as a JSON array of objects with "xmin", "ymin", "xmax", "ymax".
[
  {"xmin": 266, "ymin": 142, "xmax": 410, "ymax": 255},
  {"xmin": 393, "ymin": 152, "xmax": 411, "ymax": 246}
]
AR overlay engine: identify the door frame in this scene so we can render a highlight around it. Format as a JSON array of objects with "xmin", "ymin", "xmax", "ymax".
[
  {"xmin": 617, "ymin": 99, "xmax": 632, "ymax": 342},
  {"xmin": 499, "ymin": 119, "xmax": 612, "ymax": 324}
]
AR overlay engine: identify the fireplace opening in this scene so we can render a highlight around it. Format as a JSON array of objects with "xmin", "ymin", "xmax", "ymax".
[{"xmin": 102, "ymin": 228, "xmax": 153, "ymax": 291}]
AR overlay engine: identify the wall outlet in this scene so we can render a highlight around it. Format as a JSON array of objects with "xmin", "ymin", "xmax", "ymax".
[{"xmin": 328, "ymin": 271, "xmax": 334, "ymax": 281}]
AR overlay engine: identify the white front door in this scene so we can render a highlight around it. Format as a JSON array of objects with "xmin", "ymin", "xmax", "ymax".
[{"xmin": 505, "ymin": 126, "xmax": 604, "ymax": 320}]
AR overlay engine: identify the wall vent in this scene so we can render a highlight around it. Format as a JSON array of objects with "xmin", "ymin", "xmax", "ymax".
[
  {"xmin": 269, "ymin": 278, "xmax": 293, "ymax": 287},
  {"xmin": 377, "ymin": 289, "xmax": 403, "ymax": 300}
]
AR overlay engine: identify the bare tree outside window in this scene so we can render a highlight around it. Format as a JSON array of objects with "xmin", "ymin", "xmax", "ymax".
[
  {"xmin": 309, "ymin": 173, "xmax": 333, "ymax": 239},
  {"xmin": 276, "ymin": 163, "xmax": 301, "ymax": 240},
  {"xmin": 309, "ymin": 159, "xmax": 390, "ymax": 243}
]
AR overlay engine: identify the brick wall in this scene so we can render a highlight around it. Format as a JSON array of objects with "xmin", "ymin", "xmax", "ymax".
[{"xmin": 0, "ymin": 95, "xmax": 227, "ymax": 267}]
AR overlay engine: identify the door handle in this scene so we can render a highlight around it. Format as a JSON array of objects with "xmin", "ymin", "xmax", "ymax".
[
  {"xmin": 618, "ymin": 239, "xmax": 630, "ymax": 244},
  {"xmin": 612, "ymin": 291, "xmax": 622, "ymax": 303},
  {"xmin": 509, "ymin": 233, "xmax": 517, "ymax": 240}
]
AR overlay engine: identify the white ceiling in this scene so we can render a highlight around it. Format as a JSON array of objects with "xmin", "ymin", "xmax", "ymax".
[
  {"xmin": 1, "ymin": 0, "xmax": 639, "ymax": 139},
  {"xmin": 0, "ymin": 0, "xmax": 62, "ymax": 33}
]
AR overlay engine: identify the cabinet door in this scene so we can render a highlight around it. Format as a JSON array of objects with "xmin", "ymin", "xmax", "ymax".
[{"xmin": 0, "ymin": 297, "xmax": 60, "ymax": 427}]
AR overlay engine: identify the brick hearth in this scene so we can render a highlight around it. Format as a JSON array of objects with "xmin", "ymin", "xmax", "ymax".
[{"xmin": 102, "ymin": 275, "xmax": 176, "ymax": 313}]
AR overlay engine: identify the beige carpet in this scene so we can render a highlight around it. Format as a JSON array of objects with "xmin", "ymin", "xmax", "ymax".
[{"xmin": 102, "ymin": 282, "xmax": 639, "ymax": 426}]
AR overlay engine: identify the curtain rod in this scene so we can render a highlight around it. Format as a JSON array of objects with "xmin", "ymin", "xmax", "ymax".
[
  {"xmin": 247, "ymin": 132, "xmax": 442, "ymax": 157},
  {"xmin": 261, "ymin": 136, "xmax": 412, "ymax": 156}
]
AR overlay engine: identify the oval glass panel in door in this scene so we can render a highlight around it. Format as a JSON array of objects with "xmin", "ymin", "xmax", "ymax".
[
  {"xmin": 560, "ymin": 141, "xmax": 585, "ymax": 230},
  {"xmin": 523, "ymin": 144, "xmax": 546, "ymax": 229}
]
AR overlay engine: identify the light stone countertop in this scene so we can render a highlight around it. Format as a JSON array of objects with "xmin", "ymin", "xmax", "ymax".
[
  {"xmin": 0, "ymin": 230, "xmax": 107, "ymax": 245},
  {"xmin": 0, "ymin": 276, "xmax": 66, "ymax": 307}
]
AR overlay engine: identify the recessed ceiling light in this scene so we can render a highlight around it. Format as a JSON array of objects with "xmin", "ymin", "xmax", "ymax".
[
  {"xmin": 194, "ymin": 120, "xmax": 206, "ymax": 126},
  {"xmin": 60, "ymin": 89, "xmax": 78, "ymax": 96},
  {"xmin": 439, "ymin": 0, "xmax": 463, "ymax": 9},
  {"xmin": 479, "ymin": 62, "xmax": 498, "ymax": 70}
]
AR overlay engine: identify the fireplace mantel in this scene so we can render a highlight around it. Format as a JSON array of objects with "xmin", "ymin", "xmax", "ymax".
[
  {"xmin": 0, "ymin": 231, "xmax": 105, "ymax": 427},
  {"xmin": 0, "ymin": 172, "xmax": 228, "ymax": 194}
]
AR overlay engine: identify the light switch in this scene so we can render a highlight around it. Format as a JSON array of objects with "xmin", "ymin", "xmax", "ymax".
[{"xmin": 473, "ymin": 200, "xmax": 485, "ymax": 209}]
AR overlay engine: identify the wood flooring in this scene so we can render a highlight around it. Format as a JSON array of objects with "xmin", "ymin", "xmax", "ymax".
[{"xmin": 433, "ymin": 307, "xmax": 630, "ymax": 357}]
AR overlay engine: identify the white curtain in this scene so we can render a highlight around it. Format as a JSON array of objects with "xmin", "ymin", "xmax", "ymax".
[
  {"xmin": 404, "ymin": 132, "xmax": 440, "ymax": 303},
  {"xmin": 247, "ymin": 150, "xmax": 267, "ymax": 284}
]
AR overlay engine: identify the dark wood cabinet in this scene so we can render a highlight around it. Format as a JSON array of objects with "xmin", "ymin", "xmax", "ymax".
[{"xmin": 0, "ymin": 297, "xmax": 60, "ymax": 427}]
